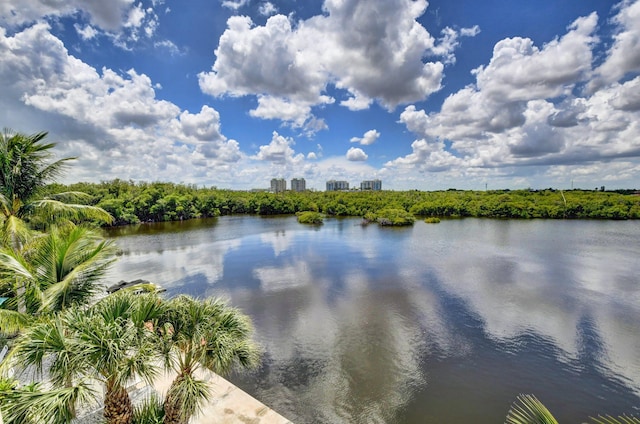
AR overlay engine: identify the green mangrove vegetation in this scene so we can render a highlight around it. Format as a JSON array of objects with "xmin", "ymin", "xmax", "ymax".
[
  {"xmin": 364, "ymin": 207, "xmax": 415, "ymax": 226},
  {"xmin": 296, "ymin": 210, "xmax": 324, "ymax": 224},
  {"xmin": 44, "ymin": 180, "xmax": 640, "ymax": 226}
]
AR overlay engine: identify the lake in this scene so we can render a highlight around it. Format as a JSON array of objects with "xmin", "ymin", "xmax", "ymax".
[{"xmin": 104, "ymin": 216, "xmax": 640, "ymax": 423}]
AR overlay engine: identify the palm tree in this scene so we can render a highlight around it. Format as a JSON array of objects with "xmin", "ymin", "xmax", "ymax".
[
  {"xmin": 7, "ymin": 291, "xmax": 166, "ymax": 424},
  {"xmin": 506, "ymin": 394, "xmax": 640, "ymax": 424},
  {"xmin": 0, "ymin": 224, "xmax": 116, "ymax": 329},
  {"xmin": 157, "ymin": 295, "xmax": 260, "ymax": 424},
  {"xmin": 0, "ymin": 376, "xmax": 95, "ymax": 424},
  {"xmin": 0, "ymin": 128, "xmax": 112, "ymax": 251}
]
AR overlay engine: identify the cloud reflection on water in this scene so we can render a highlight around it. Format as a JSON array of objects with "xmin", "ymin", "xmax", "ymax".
[
  {"xmin": 107, "ymin": 217, "xmax": 640, "ymax": 422},
  {"xmin": 402, "ymin": 220, "xmax": 640, "ymax": 396},
  {"xmin": 107, "ymin": 233, "xmax": 242, "ymax": 292}
]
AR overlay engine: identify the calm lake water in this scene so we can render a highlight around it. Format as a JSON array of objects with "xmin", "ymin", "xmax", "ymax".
[{"xmin": 104, "ymin": 216, "xmax": 640, "ymax": 423}]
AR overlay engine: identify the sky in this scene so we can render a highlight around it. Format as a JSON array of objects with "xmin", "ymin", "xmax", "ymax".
[{"xmin": 1, "ymin": 0, "xmax": 639, "ymax": 191}]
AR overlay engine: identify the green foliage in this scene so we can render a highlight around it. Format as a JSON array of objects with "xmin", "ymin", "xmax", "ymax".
[
  {"xmin": 0, "ymin": 378, "xmax": 96, "ymax": 424},
  {"xmin": 3, "ymin": 292, "xmax": 260, "ymax": 424},
  {"xmin": 0, "ymin": 130, "xmax": 265, "ymax": 424},
  {"xmin": 7, "ymin": 291, "xmax": 166, "ymax": 424},
  {"xmin": 424, "ymin": 217, "xmax": 441, "ymax": 223},
  {"xmin": 296, "ymin": 211, "xmax": 324, "ymax": 224},
  {"xmin": 368, "ymin": 207, "xmax": 415, "ymax": 226},
  {"xmin": 0, "ymin": 225, "xmax": 116, "ymax": 330},
  {"xmin": 0, "ymin": 129, "xmax": 71, "ymax": 217},
  {"xmin": 157, "ymin": 295, "xmax": 260, "ymax": 424},
  {"xmin": 506, "ymin": 394, "xmax": 559, "ymax": 424},
  {"xmin": 0, "ymin": 130, "xmax": 112, "ymax": 251},
  {"xmin": 44, "ymin": 181, "xmax": 640, "ymax": 225},
  {"xmin": 132, "ymin": 394, "xmax": 165, "ymax": 424}
]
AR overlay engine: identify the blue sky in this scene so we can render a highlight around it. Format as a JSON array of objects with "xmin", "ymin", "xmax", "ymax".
[{"xmin": 1, "ymin": 0, "xmax": 639, "ymax": 190}]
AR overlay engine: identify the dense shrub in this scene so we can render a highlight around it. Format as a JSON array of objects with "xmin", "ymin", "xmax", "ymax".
[
  {"xmin": 296, "ymin": 211, "xmax": 324, "ymax": 224},
  {"xmin": 366, "ymin": 208, "xmax": 415, "ymax": 226}
]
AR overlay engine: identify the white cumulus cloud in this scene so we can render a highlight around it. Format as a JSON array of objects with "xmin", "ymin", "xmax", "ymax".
[
  {"xmin": 590, "ymin": 0, "xmax": 640, "ymax": 90},
  {"xmin": 346, "ymin": 147, "xmax": 368, "ymax": 161},
  {"xmin": 473, "ymin": 13, "xmax": 598, "ymax": 102},
  {"xmin": 0, "ymin": 0, "xmax": 136, "ymax": 31},
  {"xmin": 0, "ymin": 22, "xmax": 242, "ymax": 185},
  {"xmin": 74, "ymin": 24, "xmax": 98, "ymax": 40},
  {"xmin": 199, "ymin": 0, "xmax": 462, "ymax": 130},
  {"xmin": 259, "ymin": 2, "xmax": 277, "ymax": 16},
  {"xmin": 221, "ymin": 0, "xmax": 249, "ymax": 10},
  {"xmin": 385, "ymin": 8, "xmax": 640, "ymax": 185},
  {"xmin": 461, "ymin": 25, "xmax": 481, "ymax": 37},
  {"xmin": 1, "ymin": 0, "xmax": 165, "ymax": 49},
  {"xmin": 253, "ymin": 131, "xmax": 305, "ymax": 165},
  {"xmin": 350, "ymin": 129, "xmax": 380, "ymax": 145}
]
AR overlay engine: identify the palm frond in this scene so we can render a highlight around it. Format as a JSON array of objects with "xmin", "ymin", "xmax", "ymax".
[
  {"xmin": 162, "ymin": 295, "xmax": 260, "ymax": 374},
  {"xmin": 0, "ymin": 249, "xmax": 33, "ymax": 280},
  {"xmin": 39, "ymin": 227, "xmax": 116, "ymax": 312},
  {"xmin": 0, "ymin": 130, "xmax": 68, "ymax": 209},
  {"xmin": 30, "ymin": 199, "xmax": 113, "ymax": 225},
  {"xmin": 132, "ymin": 393, "xmax": 165, "ymax": 424},
  {"xmin": 95, "ymin": 290, "xmax": 138, "ymax": 322},
  {"xmin": 505, "ymin": 394, "xmax": 559, "ymax": 424},
  {"xmin": 116, "ymin": 340, "xmax": 162, "ymax": 388},
  {"xmin": 157, "ymin": 295, "xmax": 260, "ymax": 424},
  {"xmin": 44, "ymin": 191, "xmax": 91, "ymax": 203},
  {"xmin": 0, "ymin": 381, "xmax": 96, "ymax": 424},
  {"xmin": 0, "ymin": 308, "xmax": 31, "ymax": 335},
  {"xmin": 0, "ymin": 193, "xmax": 13, "ymax": 218},
  {"xmin": 0, "ymin": 215, "xmax": 33, "ymax": 251},
  {"xmin": 128, "ymin": 291, "xmax": 166, "ymax": 326},
  {"xmin": 11, "ymin": 316, "xmax": 68, "ymax": 380},
  {"xmin": 0, "ymin": 225, "xmax": 116, "ymax": 315},
  {"xmin": 165, "ymin": 372, "xmax": 211, "ymax": 422},
  {"xmin": 74, "ymin": 292, "xmax": 162, "ymax": 387},
  {"xmin": 32, "ymin": 157, "xmax": 75, "ymax": 191}
]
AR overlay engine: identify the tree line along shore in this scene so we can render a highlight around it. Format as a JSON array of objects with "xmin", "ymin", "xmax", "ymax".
[{"xmin": 46, "ymin": 180, "xmax": 640, "ymax": 225}]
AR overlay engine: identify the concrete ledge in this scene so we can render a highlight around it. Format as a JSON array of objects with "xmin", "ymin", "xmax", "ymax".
[{"xmin": 154, "ymin": 371, "xmax": 293, "ymax": 424}]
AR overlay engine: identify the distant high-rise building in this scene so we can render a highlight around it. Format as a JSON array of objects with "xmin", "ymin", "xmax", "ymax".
[
  {"xmin": 326, "ymin": 180, "xmax": 349, "ymax": 191},
  {"xmin": 291, "ymin": 178, "xmax": 306, "ymax": 192},
  {"xmin": 360, "ymin": 179, "xmax": 382, "ymax": 191},
  {"xmin": 270, "ymin": 178, "xmax": 287, "ymax": 193}
]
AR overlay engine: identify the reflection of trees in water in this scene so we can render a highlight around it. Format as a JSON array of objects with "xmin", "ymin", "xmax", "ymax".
[{"xmin": 104, "ymin": 217, "xmax": 220, "ymax": 237}]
